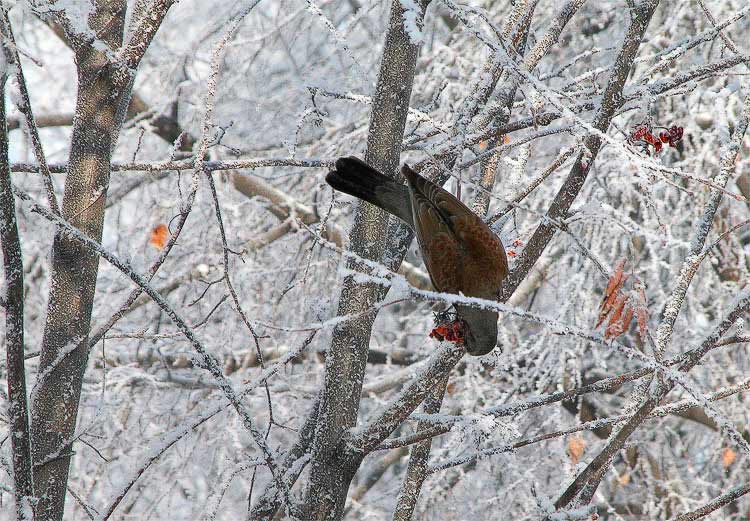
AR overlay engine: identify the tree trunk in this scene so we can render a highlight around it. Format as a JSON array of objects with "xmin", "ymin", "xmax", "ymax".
[
  {"xmin": 29, "ymin": 3, "xmax": 134, "ymax": 519},
  {"xmin": 1, "ymin": 71, "xmax": 34, "ymax": 521},
  {"xmin": 391, "ymin": 374, "xmax": 448, "ymax": 521}
]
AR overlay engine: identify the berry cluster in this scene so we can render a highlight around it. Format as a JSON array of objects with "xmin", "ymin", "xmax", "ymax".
[
  {"xmin": 631, "ymin": 124, "xmax": 684, "ymax": 154},
  {"xmin": 429, "ymin": 319, "xmax": 466, "ymax": 345}
]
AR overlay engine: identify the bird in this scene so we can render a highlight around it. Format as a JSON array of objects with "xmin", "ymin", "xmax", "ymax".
[{"xmin": 326, "ymin": 156, "xmax": 508, "ymax": 356}]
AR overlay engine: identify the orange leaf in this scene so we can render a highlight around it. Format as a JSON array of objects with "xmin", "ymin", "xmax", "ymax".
[
  {"xmin": 568, "ymin": 435, "xmax": 586, "ymax": 465},
  {"xmin": 479, "ymin": 140, "xmax": 488, "ymax": 150},
  {"xmin": 502, "ymin": 135, "xmax": 511, "ymax": 144},
  {"xmin": 602, "ymin": 260, "xmax": 627, "ymax": 304},
  {"xmin": 620, "ymin": 305, "xmax": 634, "ymax": 333},
  {"xmin": 149, "ymin": 224, "xmax": 169, "ymax": 250},
  {"xmin": 722, "ymin": 447, "xmax": 737, "ymax": 468}
]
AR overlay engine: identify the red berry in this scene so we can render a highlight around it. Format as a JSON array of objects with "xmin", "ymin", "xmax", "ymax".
[
  {"xmin": 631, "ymin": 124, "xmax": 650, "ymax": 140},
  {"xmin": 667, "ymin": 126, "xmax": 684, "ymax": 147}
]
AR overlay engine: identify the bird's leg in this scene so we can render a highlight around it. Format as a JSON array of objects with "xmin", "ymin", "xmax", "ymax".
[{"xmin": 432, "ymin": 308, "xmax": 458, "ymax": 325}]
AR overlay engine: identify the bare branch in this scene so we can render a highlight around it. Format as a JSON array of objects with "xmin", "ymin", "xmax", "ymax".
[
  {"xmin": 499, "ymin": 0, "xmax": 660, "ymax": 303},
  {"xmin": 118, "ymin": 0, "xmax": 178, "ymax": 71},
  {"xmin": 14, "ymin": 186, "xmax": 293, "ymax": 517},
  {"xmin": 0, "ymin": 8, "xmax": 59, "ymax": 214},
  {"xmin": 391, "ymin": 374, "xmax": 448, "ymax": 521},
  {"xmin": 668, "ymin": 482, "xmax": 750, "ymax": 521}
]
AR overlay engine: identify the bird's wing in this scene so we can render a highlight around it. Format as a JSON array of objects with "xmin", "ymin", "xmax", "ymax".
[
  {"xmin": 402, "ymin": 164, "xmax": 508, "ymax": 297},
  {"xmin": 412, "ymin": 200, "xmax": 463, "ymax": 293},
  {"xmin": 401, "ymin": 164, "xmax": 475, "ymax": 233}
]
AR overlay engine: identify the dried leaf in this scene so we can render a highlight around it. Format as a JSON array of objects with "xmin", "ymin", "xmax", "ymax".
[
  {"xmin": 618, "ymin": 472, "xmax": 631, "ymax": 486},
  {"xmin": 603, "ymin": 294, "xmax": 628, "ymax": 338},
  {"xmin": 605, "ymin": 318, "xmax": 626, "ymax": 340},
  {"xmin": 568, "ymin": 435, "xmax": 586, "ymax": 465},
  {"xmin": 604, "ymin": 259, "xmax": 627, "ymax": 302},
  {"xmin": 620, "ymin": 305, "xmax": 634, "ymax": 333},
  {"xmin": 636, "ymin": 306, "xmax": 649, "ymax": 341},
  {"xmin": 596, "ymin": 260, "xmax": 628, "ymax": 328},
  {"xmin": 722, "ymin": 447, "xmax": 737, "ymax": 468},
  {"xmin": 478, "ymin": 140, "xmax": 488, "ymax": 150},
  {"xmin": 149, "ymin": 224, "xmax": 169, "ymax": 250}
]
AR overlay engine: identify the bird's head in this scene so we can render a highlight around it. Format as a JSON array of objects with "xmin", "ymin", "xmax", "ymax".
[{"xmin": 454, "ymin": 305, "xmax": 498, "ymax": 356}]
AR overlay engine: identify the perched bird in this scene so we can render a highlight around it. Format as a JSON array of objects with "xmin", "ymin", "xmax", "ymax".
[{"xmin": 326, "ymin": 156, "xmax": 508, "ymax": 356}]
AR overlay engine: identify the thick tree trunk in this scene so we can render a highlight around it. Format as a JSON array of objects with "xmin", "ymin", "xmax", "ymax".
[
  {"xmin": 301, "ymin": 1, "xmax": 429, "ymax": 519},
  {"xmin": 29, "ymin": 3, "xmax": 133, "ymax": 519}
]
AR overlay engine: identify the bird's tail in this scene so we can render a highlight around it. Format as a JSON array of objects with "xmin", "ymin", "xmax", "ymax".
[{"xmin": 326, "ymin": 156, "xmax": 413, "ymax": 228}]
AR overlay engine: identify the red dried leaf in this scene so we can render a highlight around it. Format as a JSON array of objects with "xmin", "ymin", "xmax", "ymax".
[
  {"xmin": 620, "ymin": 305, "xmax": 634, "ymax": 333},
  {"xmin": 596, "ymin": 260, "xmax": 628, "ymax": 328},
  {"xmin": 604, "ymin": 294, "xmax": 628, "ymax": 339},
  {"xmin": 603, "ymin": 260, "xmax": 626, "ymax": 302}
]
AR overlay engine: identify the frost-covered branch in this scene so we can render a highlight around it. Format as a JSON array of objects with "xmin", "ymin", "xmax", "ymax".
[
  {"xmin": 350, "ymin": 344, "xmax": 464, "ymax": 453},
  {"xmin": 9, "ymin": 157, "xmax": 334, "ymax": 173},
  {"xmin": 428, "ymin": 377, "xmax": 750, "ymax": 474},
  {"xmin": 0, "ymin": 9, "xmax": 59, "ymax": 214},
  {"xmin": 391, "ymin": 374, "xmax": 448, "ymax": 521},
  {"xmin": 668, "ymin": 482, "xmax": 750, "ymax": 521},
  {"xmin": 14, "ymin": 186, "xmax": 292, "ymax": 515},
  {"xmin": 554, "ymin": 81, "xmax": 750, "ymax": 511},
  {"xmin": 500, "ymin": 0, "xmax": 660, "ymax": 302},
  {"xmin": 118, "ymin": 0, "xmax": 178, "ymax": 71}
]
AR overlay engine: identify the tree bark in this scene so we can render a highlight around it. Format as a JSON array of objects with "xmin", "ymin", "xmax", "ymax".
[
  {"xmin": 28, "ymin": 1, "xmax": 174, "ymax": 518},
  {"xmin": 30, "ymin": 9, "xmax": 129, "ymax": 518}
]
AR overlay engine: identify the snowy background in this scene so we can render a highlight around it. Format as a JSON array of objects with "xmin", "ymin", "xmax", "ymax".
[{"xmin": 2, "ymin": 0, "xmax": 750, "ymax": 519}]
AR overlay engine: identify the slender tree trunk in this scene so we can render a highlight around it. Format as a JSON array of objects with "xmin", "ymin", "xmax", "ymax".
[
  {"xmin": 391, "ymin": 374, "xmax": 448, "ymax": 521},
  {"xmin": 1, "ymin": 72, "xmax": 34, "ymax": 520},
  {"xmin": 301, "ymin": 1, "xmax": 429, "ymax": 519}
]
